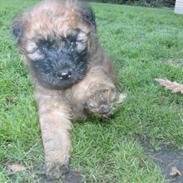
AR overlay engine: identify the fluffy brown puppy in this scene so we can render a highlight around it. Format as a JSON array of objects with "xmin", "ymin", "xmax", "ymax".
[{"xmin": 11, "ymin": 0, "xmax": 126, "ymax": 182}]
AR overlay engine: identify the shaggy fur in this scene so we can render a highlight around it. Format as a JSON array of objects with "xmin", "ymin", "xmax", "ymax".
[{"xmin": 11, "ymin": 0, "xmax": 126, "ymax": 181}]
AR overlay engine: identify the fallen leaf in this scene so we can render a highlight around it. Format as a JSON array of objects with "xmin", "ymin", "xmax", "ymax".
[
  {"xmin": 170, "ymin": 166, "xmax": 182, "ymax": 177},
  {"xmin": 155, "ymin": 78, "xmax": 183, "ymax": 94},
  {"xmin": 7, "ymin": 164, "xmax": 26, "ymax": 173}
]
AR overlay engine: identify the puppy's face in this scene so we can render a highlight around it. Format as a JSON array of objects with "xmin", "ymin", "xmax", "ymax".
[
  {"xmin": 27, "ymin": 29, "xmax": 90, "ymax": 89},
  {"xmin": 11, "ymin": 0, "xmax": 96, "ymax": 89}
]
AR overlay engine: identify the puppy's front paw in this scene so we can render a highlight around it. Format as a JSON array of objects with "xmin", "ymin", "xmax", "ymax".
[
  {"xmin": 44, "ymin": 163, "xmax": 84, "ymax": 183},
  {"xmin": 85, "ymin": 88, "xmax": 126, "ymax": 118},
  {"xmin": 45, "ymin": 162, "xmax": 69, "ymax": 181}
]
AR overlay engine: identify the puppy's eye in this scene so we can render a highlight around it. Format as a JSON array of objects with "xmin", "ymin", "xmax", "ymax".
[
  {"xmin": 76, "ymin": 41, "xmax": 86, "ymax": 52},
  {"xmin": 76, "ymin": 32, "xmax": 87, "ymax": 52},
  {"xmin": 67, "ymin": 35, "xmax": 76, "ymax": 45},
  {"xmin": 77, "ymin": 32, "xmax": 87, "ymax": 43},
  {"xmin": 38, "ymin": 39, "xmax": 55, "ymax": 51}
]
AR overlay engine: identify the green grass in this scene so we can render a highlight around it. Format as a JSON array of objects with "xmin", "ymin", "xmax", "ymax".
[{"xmin": 1, "ymin": 0, "xmax": 183, "ymax": 182}]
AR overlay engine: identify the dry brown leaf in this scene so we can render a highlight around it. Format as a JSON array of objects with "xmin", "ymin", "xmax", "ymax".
[
  {"xmin": 170, "ymin": 166, "xmax": 182, "ymax": 177},
  {"xmin": 7, "ymin": 164, "xmax": 26, "ymax": 173},
  {"xmin": 155, "ymin": 79, "xmax": 183, "ymax": 94}
]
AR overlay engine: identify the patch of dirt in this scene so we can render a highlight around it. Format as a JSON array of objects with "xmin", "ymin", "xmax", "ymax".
[
  {"xmin": 36, "ymin": 171, "xmax": 84, "ymax": 183},
  {"xmin": 137, "ymin": 135, "xmax": 183, "ymax": 183},
  {"xmin": 146, "ymin": 146, "xmax": 183, "ymax": 183}
]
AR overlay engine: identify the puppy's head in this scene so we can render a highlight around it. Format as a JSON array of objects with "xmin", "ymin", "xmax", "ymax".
[{"xmin": 11, "ymin": 0, "xmax": 97, "ymax": 89}]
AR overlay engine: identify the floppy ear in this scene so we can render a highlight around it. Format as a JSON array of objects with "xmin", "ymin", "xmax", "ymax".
[
  {"xmin": 11, "ymin": 15, "xmax": 25, "ymax": 44},
  {"xmin": 79, "ymin": 4, "xmax": 96, "ymax": 30}
]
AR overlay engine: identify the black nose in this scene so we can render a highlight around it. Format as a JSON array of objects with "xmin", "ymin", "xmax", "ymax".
[{"xmin": 56, "ymin": 70, "xmax": 72, "ymax": 80}]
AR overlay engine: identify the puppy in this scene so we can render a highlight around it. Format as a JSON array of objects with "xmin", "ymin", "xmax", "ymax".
[{"xmin": 11, "ymin": 0, "xmax": 126, "ymax": 182}]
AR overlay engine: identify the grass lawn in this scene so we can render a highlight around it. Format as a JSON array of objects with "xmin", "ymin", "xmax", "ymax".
[{"xmin": 1, "ymin": 0, "xmax": 183, "ymax": 182}]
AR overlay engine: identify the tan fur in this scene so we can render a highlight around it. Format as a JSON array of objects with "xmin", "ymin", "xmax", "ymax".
[{"xmin": 13, "ymin": 0, "xmax": 126, "ymax": 180}]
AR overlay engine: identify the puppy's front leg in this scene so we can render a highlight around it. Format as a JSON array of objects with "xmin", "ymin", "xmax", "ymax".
[
  {"xmin": 73, "ymin": 66, "xmax": 126, "ymax": 118},
  {"xmin": 37, "ymin": 97, "xmax": 72, "ymax": 180}
]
